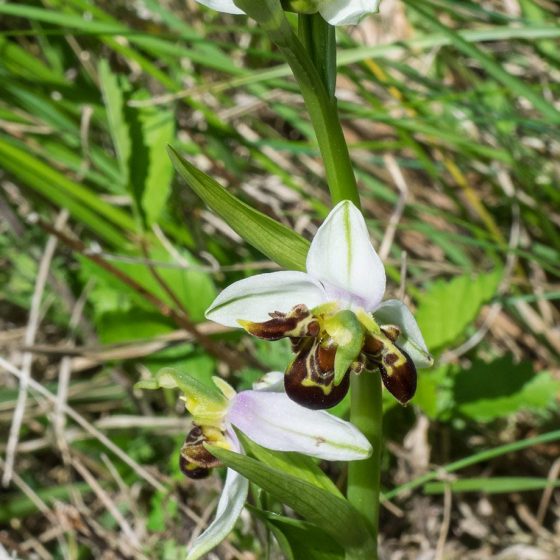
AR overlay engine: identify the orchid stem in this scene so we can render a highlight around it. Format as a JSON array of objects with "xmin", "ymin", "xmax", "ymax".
[
  {"xmin": 348, "ymin": 373, "xmax": 382, "ymax": 558},
  {"xmin": 279, "ymin": 14, "xmax": 359, "ymax": 206},
  {"xmin": 296, "ymin": 13, "xmax": 382, "ymax": 557}
]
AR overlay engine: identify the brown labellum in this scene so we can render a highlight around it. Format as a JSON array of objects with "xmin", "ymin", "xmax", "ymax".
[
  {"xmin": 378, "ymin": 346, "xmax": 417, "ymax": 404},
  {"xmin": 241, "ymin": 304, "xmax": 319, "ymax": 341},
  {"xmin": 363, "ymin": 333, "xmax": 384, "ymax": 356},
  {"xmin": 179, "ymin": 455, "xmax": 210, "ymax": 479},
  {"xmin": 179, "ymin": 425, "xmax": 221, "ymax": 479},
  {"xmin": 284, "ymin": 339, "xmax": 350, "ymax": 409}
]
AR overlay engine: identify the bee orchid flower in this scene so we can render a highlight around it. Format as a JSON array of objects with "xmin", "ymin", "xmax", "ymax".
[
  {"xmin": 136, "ymin": 368, "xmax": 371, "ymax": 560},
  {"xmin": 194, "ymin": 0, "xmax": 381, "ymax": 26},
  {"xmin": 206, "ymin": 200, "xmax": 433, "ymax": 409}
]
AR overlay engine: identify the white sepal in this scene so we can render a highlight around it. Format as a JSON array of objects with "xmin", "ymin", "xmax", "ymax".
[
  {"xmin": 205, "ymin": 271, "xmax": 327, "ymax": 327},
  {"xmin": 227, "ymin": 390, "xmax": 372, "ymax": 461},
  {"xmin": 319, "ymin": 0, "xmax": 380, "ymax": 25},
  {"xmin": 306, "ymin": 201, "xmax": 386, "ymax": 312},
  {"xmin": 374, "ymin": 299, "xmax": 433, "ymax": 368},
  {"xmin": 195, "ymin": 0, "xmax": 244, "ymax": 14},
  {"xmin": 252, "ymin": 371, "xmax": 285, "ymax": 392},
  {"xmin": 186, "ymin": 467, "xmax": 248, "ymax": 560}
]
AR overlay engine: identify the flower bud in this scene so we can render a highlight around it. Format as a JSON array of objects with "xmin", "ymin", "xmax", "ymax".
[{"xmin": 284, "ymin": 339, "xmax": 350, "ymax": 409}]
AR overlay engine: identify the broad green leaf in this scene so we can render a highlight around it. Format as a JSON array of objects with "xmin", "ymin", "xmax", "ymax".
[
  {"xmin": 148, "ymin": 490, "xmax": 178, "ymax": 532},
  {"xmin": 98, "ymin": 59, "xmax": 131, "ymax": 188},
  {"xmin": 100, "ymin": 64, "xmax": 175, "ymax": 226},
  {"xmin": 414, "ymin": 365, "xmax": 453, "ymax": 420},
  {"xmin": 251, "ymin": 509, "xmax": 344, "ymax": 560},
  {"xmin": 240, "ymin": 434, "xmax": 342, "ymax": 497},
  {"xmin": 168, "ymin": 146, "xmax": 309, "ymax": 271},
  {"xmin": 98, "ymin": 309, "xmax": 175, "ymax": 344},
  {"xmin": 208, "ymin": 446, "xmax": 376, "ymax": 558},
  {"xmin": 425, "ymin": 477, "xmax": 560, "ymax": 495},
  {"xmin": 79, "ymin": 245, "xmax": 215, "ymax": 323},
  {"xmin": 136, "ymin": 99, "xmax": 175, "ymax": 225},
  {"xmin": 415, "ymin": 268, "xmax": 502, "ymax": 352},
  {"xmin": 453, "ymin": 357, "xmax": 560, "ymax": 422}
]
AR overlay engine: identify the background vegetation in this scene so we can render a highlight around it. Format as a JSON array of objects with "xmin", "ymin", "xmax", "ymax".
[{"xmin": 1, "ymin": 0, "xmax": 559, "ymax": 558}]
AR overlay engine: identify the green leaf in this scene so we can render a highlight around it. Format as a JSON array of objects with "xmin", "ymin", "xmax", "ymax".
[
  {"xmin": 240, "ymin": 434, "xmax": 342, "ymax": 496},
  {"xmin": 79, "ymin": 246, "xmax": 216, "ymax": 323},
  {"xmin": 425, "ymin": 477, "xmax": 560, "ymax": 495},
  {"xmin": 404, "ymin": 0, "xmax": 560, "ymax": 124},
  {"xmin": 414, "ymin": 365, "xmax": 453, "ymax": 420},
  {"xmin": 137, "ymin": 101, "xmax": 175, "ymax": 225},
  {"xmin": 208, "ymin": 446, "xmax": 376, "ymax": 558},
  {"xmin": 148, "ymin": 490, "xmax": 178, "ymax": 531},
  {"xmin": 0, "ymin": 138, "xmax": 133, "ymax": 246},
  {"xmin": 0, "ymin": 35, "xmax": 67, "ymax": 85},
  {"xmin": 453, "ymin": 357, "xmax": 560, "ymax": 422},
  {"xmin": 252, "ymin": 510, "xmax": 344, "ymax": 560},
  {"xmin": 384, "ymin": 429, "xmax": 560, "ymax": 502},
  {"xmin": 168, "ymin": 146, "xmax": 309, "ymax": 271},
  {"xmin": 0, "ymin": 483, "xmax": 90, "ymax": 523},
  {"xmin": 100, "ymin": 63, "xmax": 175, "ymax": 226},
  {"xmin": 98, "ymin": 309, "xmax": 175, "ymax": 344},
  {"xmin": 415, "ymin": 268, "xmax": 502, "ymax": 352},
  {"xmin": 99, "ymin": 59, "xmax": 131, "ymax": 188}
]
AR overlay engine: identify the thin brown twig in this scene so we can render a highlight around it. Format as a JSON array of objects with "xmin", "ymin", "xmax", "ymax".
[
  {"xmin": 1, "ymin": 356, "xmax": 166, "ymax": 492},
  {"xmin": 536, "ymin": 456, "xmax": 560, "ymax": 526},
  {"xmin": 379, "ymin": 154, "xmax": 409, "ymax": 261},
  {"xmin": 3, "ymin": 210, "xmax": 68, "ymax": 487},
  {"xmin": 71, "ymin": 457, "xmax": 142, "ymax": 551},
  {"xmin": 140, "ymin": 239, "xmax": 194, "ymax": 323},
  {"xmin": 0, "ymin": 457, "xmax": 69, "ymax": 558},
  {"xmin": 0, "ymin": 356, "xmax": 211, "ymax": 525},
  {"xmin": 434, "ymin": 481, "xmax": 452, "ymax": 560}
]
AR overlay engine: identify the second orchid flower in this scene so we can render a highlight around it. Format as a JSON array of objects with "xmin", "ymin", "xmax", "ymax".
[{"xmin": 136, "ymin": 368, "xmax": 371, "ymax": 560}]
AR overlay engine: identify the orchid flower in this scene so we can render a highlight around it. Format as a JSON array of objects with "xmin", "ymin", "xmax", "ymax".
[
  {"xmin": 206, "ymin": 200, "xmax": 433, "ymax": 409},
  {"xmin": 194, "ymin": 0, "xmax": 381, "ymax": 26},
  {"xmin": 136, "ymin": 368, "xmax": 371, "ymax": 560}
]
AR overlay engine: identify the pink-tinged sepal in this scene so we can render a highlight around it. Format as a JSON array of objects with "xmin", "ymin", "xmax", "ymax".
[{"xmin": 227, "ymin": 390, "xmax": 372, "ymax": 461}]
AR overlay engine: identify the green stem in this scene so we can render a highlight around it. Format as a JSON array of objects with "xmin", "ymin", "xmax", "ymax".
[
  {"xmin": 296, "ymin": 10, "xmax": 382, "ymax": 555},
  {"xmin": 347, "ymin": 372, "xmax": 382, "ymax": 558},
  {"xmin": 236, "ymin": 1, "xmax": 383, "ymax": 552},
  {"xmin": 298, "ymin": 13, "xmax": 336, "ymax": 99},
  {"xmin": 236, "ymin": 0, "xmax": 359, "ymax": 205}
]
